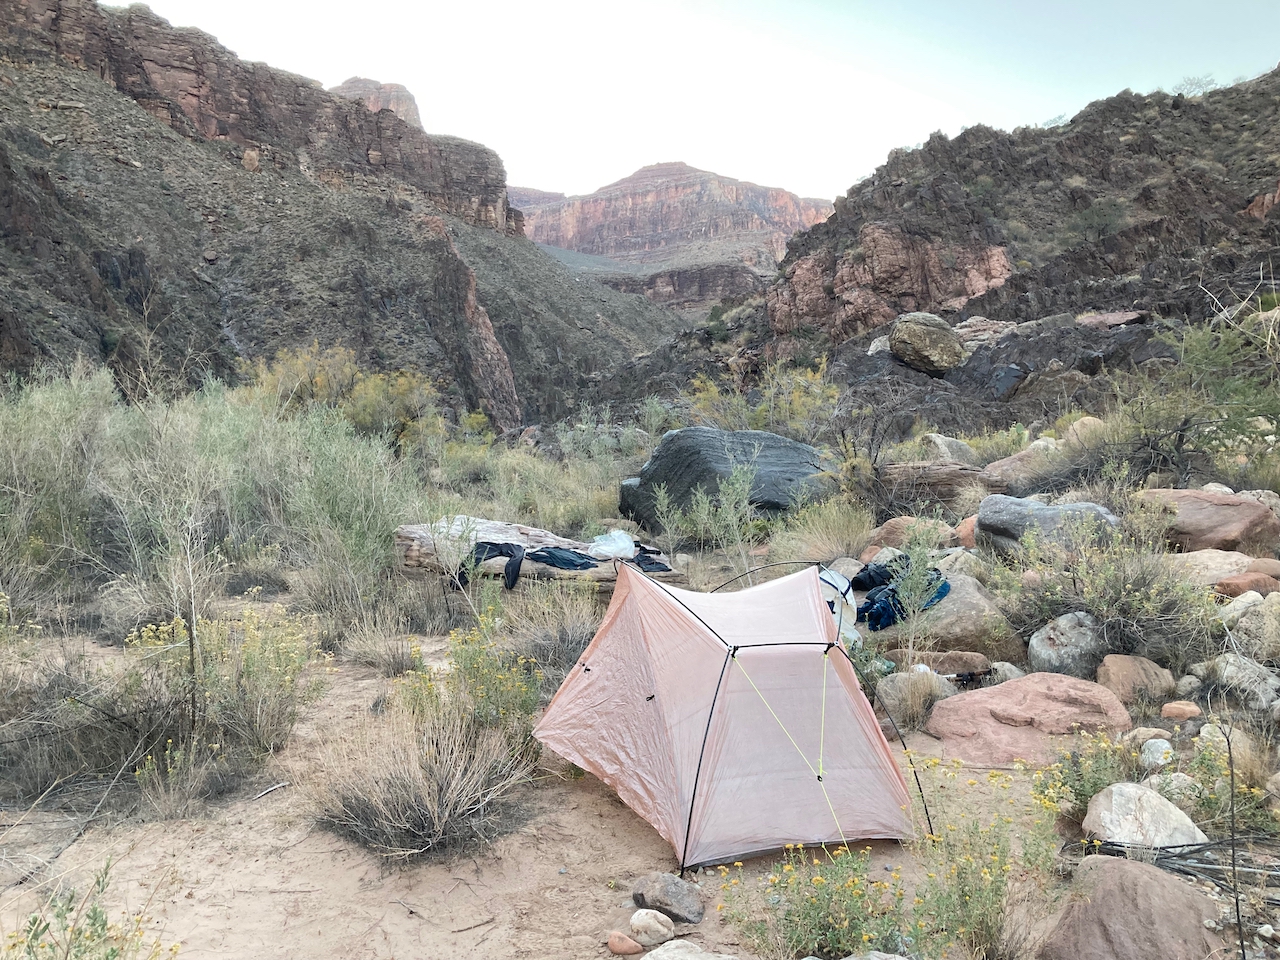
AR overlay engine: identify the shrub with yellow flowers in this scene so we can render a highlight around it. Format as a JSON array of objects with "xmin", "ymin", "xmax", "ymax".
[{"xmin": 722, "ymin": 843, "xmax": 907, "ymax": 959}]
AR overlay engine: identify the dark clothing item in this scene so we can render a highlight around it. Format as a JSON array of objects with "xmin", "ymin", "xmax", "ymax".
[
  {"xmin": 457, "ymin": 541, "xmax": 526, "ymax": 589},
  {"xmin": 526, "ymin": 547, "xmax": 598, "ymax": 571},
  {"xmin": 857, "ymin": 569, "xmax": 951, "ymax": 631},
  {"xmin": 629, "ymin": 553, "xmax": 672, "ymax": 573}
]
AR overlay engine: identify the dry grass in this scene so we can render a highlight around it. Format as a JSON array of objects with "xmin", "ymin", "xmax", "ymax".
[
  {"xmin": 311, "ymin": 699, "xmax": 535, "ymax": 859},
  {"xmin": 769, "ymin": 499, "xmax": 875, "ymax": 563},
  {"xmin": 504, "ymin": 581, "xmax": 602, "ymax": 700}
]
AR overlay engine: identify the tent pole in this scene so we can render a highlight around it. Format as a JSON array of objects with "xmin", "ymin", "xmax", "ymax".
[
  {"xmin": 838, "ymin": 646, "xmax": 935, "ymax": 838},
  {"xmin": 679, "ymin": 647, "xmax": 733, "ymax": 876}
]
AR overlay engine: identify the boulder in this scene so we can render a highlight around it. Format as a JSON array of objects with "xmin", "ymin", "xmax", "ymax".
[
  {"xmin": 934, "ymin": 549, "xmax": 990, "ymax": 583},
  {"xmin": 920, "ymin": 432, "xmax": 977, "ymax": 464},
  {"xmin": 1165, "ymin": 548, "xmax": 1253, "ymax": 586},
  {"xmin": 644, "ymin": 943, "xmax": 738, "ymax": 960},
  {"xmin": 1061, "ymin": 415, "xmax": 1108, "ymax": 452},
  {"xmin": 1230, "ymin": 591, "xmax": 1280, "ymax": 661},
  {"xmin": 953, "ymin": 315, "xmax": 1016, "ymax": 348},
  {"xmin": 867, "ymin": 335, "xmax": 890, "ymax": 355},
  {"xmin": 1081, "ymin": 782, "xmax": 1209, "ymax": 847},
  {"xmin": 868, "ymin": 574, "xmax": 1020, "ymax": 663},
  {"xmin": 989, "ymin": 661, "xmax": 1025, "ymax": 684},
  {"xmin": 866, "ymin": 516, "xmax": 958, "ymax": 549},
  {"xmin": 1036, "ymin": 855, "xmax": 1228, "ymax": 960},
  {"xmin": 1143, "ymin": 771, "xmax": 1203, "ymax": 810},
  {"xmin": 925, "ymin": 673, "xmax": 1131, "ymax": 765},
  {"xmin": 1139, "ymin": 738, "xmax": 1174, "ymax": 770},
  {"xmin": 977, "ymin": 447, "xmax": 1072, "ymax": 498},
  {"xmin": 1028, "ymin": 612, "xmax": 1108, "ymax": 679},
  {"xmin": 630, "ymin": 909, "xmax": 675, "ymax": 947},
  {"xmin": 631, "ymin": 872, "xmax": 704, "ymax": 924},
  {"xmin": 975, "ymin": 495, "xmax": 1118, "ymax": 555},
  {"xmin": 1175, "ymin": 675, "xmax": 1203, "ymax": 698},
  {"xmin": 1121, "ymin": 727, "xmax": 1169, "ymax": 748},
  {"xmin": 1201, "ymin": 482, "xmax": 1235, "ymax": 495},
  {"xmin": 1094, "ymin": 654, "xmax": 1176, "ymax": 703},
  {"xmin": 619, "ymin": 427, "xmax": 834, "ymax": 532},
  {"xmin": 883, "ymin": 649, "xmax": 991, "ymax": 675},
  {"xmin": 888, "ymin": 312, "xmax": 966, "ymax": 374},
  {"xmin": 826, "ymin": 557, "xmax": 864, "ymax": 581},
  {"xmin": 1248, "ymin": 557, "xmax": 1280, "ymax": 578},
  {"xmin": 1238, "ymin": 488, "xmax": 1280, "ymax": 521},
  {"xmin": 1161, "ymin": 700, "xmax": 1201, "ymax": 721},
  {"xmin": 1140, "ymin": 488, "xmax": 1280, "ymax": 553},
  {"xmin": 1189, "ymin": 652, "xmax": 1280, "ymax": 710},
  {"xmin": 1214, "ymin": 572, "xmax": 1280, "ymax": 597},
  {"xmin": 955, "ymin": 515, "xmax": 977, "ymax": 548}
]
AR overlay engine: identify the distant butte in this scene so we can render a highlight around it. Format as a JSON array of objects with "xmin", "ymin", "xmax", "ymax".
[{"xmin": 329, "ymin": 77, "xmax": 423, "ymax": 130}]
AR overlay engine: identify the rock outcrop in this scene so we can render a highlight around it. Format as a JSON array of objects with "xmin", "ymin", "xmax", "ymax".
[{"xmin": 329, "ymin": 77, "xmax": 424, "ymax": 130}]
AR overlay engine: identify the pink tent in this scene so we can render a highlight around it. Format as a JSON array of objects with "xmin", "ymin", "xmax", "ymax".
[{"xmin": 533, "ymin": 565, "xmax": 913, "ymax": 868}]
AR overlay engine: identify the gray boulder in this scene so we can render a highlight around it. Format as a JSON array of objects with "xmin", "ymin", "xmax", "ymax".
[
  {"xmin": 920, "ymin": 432, "xmax": 977, "ymax": 464},
  {"xmin": 619, "ymin": 427, "xmax": 834, "ymax": 532},
  {"xmin": 631, "ymin": 872, "xmax": 705, "ymax": 924},
  {"xmin": 1028, "ymin": 611, "xmax": 1108, "ymax": 679},
  {"xmin": 888, "ymin": 312, "xmax": 967, "ymax": 374},
  {"xmin": 975, "ymin": 494, "xmax": 1118, "ymax": 555},
  {"xmin": 1189, "ymin": 653, "xmax": 1280, "ymax": 710},
  {"xmin": 1082, "ymin": 782, "xmax": 1208, "ymax": 847}
]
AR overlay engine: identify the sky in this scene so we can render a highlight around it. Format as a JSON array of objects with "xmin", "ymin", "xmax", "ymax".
[{"xmin": 136, "ymin": 0, "xmax": 1279, "ymax": 201}]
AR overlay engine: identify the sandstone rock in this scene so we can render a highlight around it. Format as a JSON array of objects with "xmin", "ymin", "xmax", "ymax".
[
  {"xmin": 953, "ymin": 315, "xmax": 1016, "ymax": 348},
  {"xmin": 630, "ymin": 909, "xmax": 675, "ymax": 947},
  {"xmin": 1036, "ymin": 855, "xmax": 1228, "ymax": 960},
  {"xmin": 975, "ymin": 495, "xmax": 1118, "ymax": 555},
  {"xmin": 1190, "ymin": 653, "xmax": 1280, "ymax": 710},
  {"xmin": 1082, "ymin": 782, "xmax": 1208, "ymax": 847},
  {"xmin": 875, "ymin": 460, "xmax": 1004, "ymax": 506},
  {"xmin": 867, "ymin": 516, "xmax": 958, "ymax": 549},
  {"xmin": 608, "ymin": 932, "xmax": 645, "ymax": 956},
  {"xmin": 977, "ymin": 447, "xmax": 1074, "ymax": 498},
  {"xmin": 1201, "ymin": 482, "xmax": 1236, "ymax": 495},
  {"xmin": 1161, "ymin": 700, "xmax": 1201, "ymax": 721},
  {"xmin": 921, "ymin": 432, "xmax": 977, "ymax": 463},
  {"xmin": 1230, "ymin": 592, "xmax": 1280, "ymax": 661},
  {"xmin": 1214, "ymin": 572, "xmax": 1280, "ymax": 597},
  {"xmin": 889, "ymin": 312, "xmax": 967, "ymax": 374},
  {"xmin": 1166, "ymin": 548, "xmax": 1254, "ymax": 586},
  {"xmin": 1239, "ymin": 488, "xmax": 1280, "ymax": 521},
  {"xmin": 868, "ymin": 574, "xmax": 1020, "ymax": 663},
  {"xmin": 882, "ymin": 649, "xmax": 991, "ymax": 675},
  {"xmin": 1061, "ymin": 415, "xmax": 1108, "ymax": 452},
  {"xmin": 240, "ymin": 148, "xmax": 259, "ymax": 172},
  {"xmin": 1140, "ymin": 488, "xmax": 1280, "ymax": 553},
  {"xmin": 1143, "ymin": 771, "xmax": 1203, "ymax": 810},
  {"xmin": 925, "ymin": 673, "xmax": 1131, "ymax": 765},
  {"xmin": 1175, "ymin": 675, "xmax": 1203, "ymax": 698},
  {"xmin": 619, "ymin": 428, "xmax": 833, "ymax": 533},
  {"xmin": 934, "ymin": 548, "xmax": 989, "ymax": 582},
  {"xmin": 989, "ymin": 662, "xmax": 1026, "ymax": 684},
  {"xmin": 1095, "ymin": 654, "xmax": 1176, "ymax": 703},
  {"xmin": 644, "ymin": 942, "xmax": 739, "ymax": 960},
  {"xmin": 1121, "ymin": 726, "xmax": 1169, "ymax": 748},
  {"xmin": 875, "ymin": 670, "xmax": 957, "ymax": 727},
  {"xmin": 1028, "ymin": 612, "xmax": 1108, "ymax": 679},
  {"xmin": 955, "ymin": 515, "xmax": 977, "ymax": 548},
  {"xmin": 329, "ymin": 77, "xmax": 425, "ymax": 129},
  {"xmin": 631, "ymin": 872, "xmax": 704, "ymax": 924},
  {"xmin": 1248, "ymin": 557, "xmax": 1280, "ymax": 578},
  {"xmin": 1140, "ymin": 738, "xmax": 1174, "ymax": 770}
]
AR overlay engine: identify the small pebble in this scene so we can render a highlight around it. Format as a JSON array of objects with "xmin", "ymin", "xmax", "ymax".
[
  {"xmin": 558, "ymin": 867, "xmax": 567, "ymax": 874},
  {"xmin": 607, "ymin": 932, "xmax": 644, "ymax": 956}
]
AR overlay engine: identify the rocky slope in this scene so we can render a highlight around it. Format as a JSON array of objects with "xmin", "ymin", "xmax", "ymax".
[
  {"xmin": 0, "ymin": 0, "xmax": 686, "ymax": 425},
  {"xmin": 329, "ymin": 77, "xmax": 423, "ymax": 130},
  {"xmin": 768, "ymin": 69, "xmax": 1280, "ymax": 349},
  {"xmin": 510, "ymin": 163, "xmax": 830, "ymax": 317}
]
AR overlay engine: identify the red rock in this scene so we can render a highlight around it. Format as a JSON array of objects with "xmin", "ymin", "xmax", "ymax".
[
  {"xmin": 859, "ymin": 545, "xmax": 882, "ymax": 564},
  {"xmin": 607, "ymin": 932, "xmax": 644, "ymax": 956},
  {"xmin": 955, "ymin": 515, "xmax": 977, "ymax": 549},
  {"xmin": 1166, "ymin": 548, "xmax": 1254, "ymax": 585},
  {"xmin": 1076, "ymin": 309, "xmax": 1146, "ymax": 330},
  {"xmin": 1248, "ymin": 557, "xmax": 1280, "ymax": 578},
  {"xmin": 1161, "ymin": 700, "xmax": 1202, "ymax": 721},
  {"xmin": 924, "ymin": 673, "xmax": 1131, "ymax": 765},
  {"xmin": 1038, "ymin": 856, "xmax": 1228, "ymax": 960},
  {"xmin": 1021, "ymin": 569, "xmax": 1044, "ymax": 589},
  {"xmin": 329, "ymin": 77, "xmax": 424, "ymax": 129},
  {"xmin": 1094, "ymin": 654, "xmax": 1175, "ymax": 704},
  {"xmin": 1140, "ymin": 488, "xmax": 1280, "ymax": 553},
  {"xmin": 867, "ymin": 515, "xmax": 958, "ymax": 549},
  {"xmin": 1214, "ymin": 572, "xmax": 1280, "ymax": 597}
]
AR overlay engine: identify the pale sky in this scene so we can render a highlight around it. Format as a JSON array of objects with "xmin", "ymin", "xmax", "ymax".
[{"xmin": 135, "ymin": 0, "xmax": 1278, "ymax": 200}]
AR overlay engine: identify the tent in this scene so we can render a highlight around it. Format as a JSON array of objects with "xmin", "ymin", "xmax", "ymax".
[{"xmin": 533, "ymin": 564, "xmax": 913, "ymax": 869}]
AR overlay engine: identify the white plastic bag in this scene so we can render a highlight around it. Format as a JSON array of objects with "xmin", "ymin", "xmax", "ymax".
[{"xmin": 587, "ymin": 529, "xmax": 638, "ymax": 560}]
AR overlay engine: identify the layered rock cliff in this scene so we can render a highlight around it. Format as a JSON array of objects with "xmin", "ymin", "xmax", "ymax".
[
  {"xmin": 511, "ymin": 163, "xmax": 830, "ymax": 317},
  {"xmin": 329, "ymin": 77, "xmax": 423, "ymax": 130},
  {"xmin": 768, "ymin": 69, "xmax": 1280, "ymax": 350},
  {"xmin": 0, "ymin": 0, "xmax": 686, "ymax": 425}
]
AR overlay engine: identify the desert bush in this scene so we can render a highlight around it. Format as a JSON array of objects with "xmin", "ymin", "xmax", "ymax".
[
  {"xmin": 505, "ymin": 581, "xmax": 602, "ymax": 699},
  {"xmin": 1027, "ymin": 729, "xmax": 1144, "ymax": 815},
  {"xmin": 342, "ymin": 616, "xmax": 424, "ymax": 677},
  {"xmin": 682, "ymin": 359, "xmax": 840, "ymax": 444},
  {"xmin": 769, "ymin": 498, "xmax": 875, "ymax": 563},
  {"xmin": 723, "ymin": 844, "xmax": 908, "ymax": 958},
  {"xmin": 0, "ymin": 865, "xmax": 174, "ymax": 960},
  {"xmin": 963, "ymin": 424, "xmax": 1030, "ymax": 466},
  {"xmin": 654, "ymin": 465, "xmax": 767, "ymax": 577}
]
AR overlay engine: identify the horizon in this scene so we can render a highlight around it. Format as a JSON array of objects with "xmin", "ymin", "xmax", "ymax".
[{"xmin": 92, "ymin": 0, "xmax": 1280, "ymax": 199}]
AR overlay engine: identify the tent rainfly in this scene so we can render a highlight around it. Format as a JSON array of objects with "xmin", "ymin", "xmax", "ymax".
[{"xmin": 533, "ymin": 564, "xmax": 913, "ymax": 869}]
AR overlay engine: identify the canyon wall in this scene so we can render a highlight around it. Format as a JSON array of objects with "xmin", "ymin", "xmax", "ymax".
[{"xmin": 329, "ymin": 76, "xmax": 424, "ymax": 130}]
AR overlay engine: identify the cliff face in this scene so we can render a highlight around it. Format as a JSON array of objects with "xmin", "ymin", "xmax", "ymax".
[
  {"xmin": 329, "ymin": 77, "xmax": 424, "ymax": 130},
  {"xmin": 511, "ymin": 163, "xmax": 830, "ymax": 317},
  {"xmin": 769, "ymin": 70, "xmax": 1280, "ymax": 349},
  {"xmin": 0, "ymin": 0, "xmax": 687, "ymax": 425}
]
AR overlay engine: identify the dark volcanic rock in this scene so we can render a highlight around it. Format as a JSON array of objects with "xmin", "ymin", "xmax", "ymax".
[{"xmin": 620, "ymin": 427, "xmax": 834, "ymax": 532}]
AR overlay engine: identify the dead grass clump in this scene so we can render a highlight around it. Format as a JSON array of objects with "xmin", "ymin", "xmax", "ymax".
[
  {"xmin": 769, "ymin": 498, "xmax": 875, "ymax": 563},
  {"xmin": 311, "ymin": 699, "xmax": 534, "ymax": 859},
  {"xmin": 343, "ymin": 616, "xmax": 423, "ymax": 677},
  {"xmin": 505, "ymin": 581, "xmax": 602, "ymax": 700}
]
